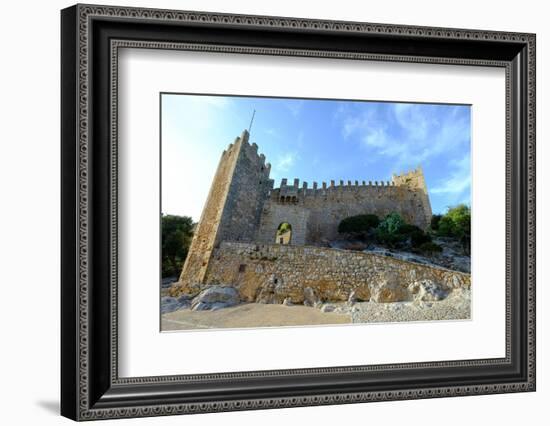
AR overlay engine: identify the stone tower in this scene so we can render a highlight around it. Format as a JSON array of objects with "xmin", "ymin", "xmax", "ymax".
[
  {"xmin": 177, "ymin": 130, "xmax": 273, "ymax": 291},
  {"xmin": 391, "ymin": 167, "xmax": 433, "ymax": 230}
]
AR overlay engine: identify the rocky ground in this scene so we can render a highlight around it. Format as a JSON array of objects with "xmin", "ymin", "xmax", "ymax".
[
  {"xmin": 160, "ymin": 285, "xmax": 470, "ymax": 331},
  {"xmin": 329, "ymin": 237, "xmax": 470, "ymax": 273},
  {"xmin": 338, "ymin": 286, "xmax": 470, "ymax": 323}
]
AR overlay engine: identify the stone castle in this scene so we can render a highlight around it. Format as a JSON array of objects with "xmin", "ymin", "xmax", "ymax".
[{"xmin": 170, "ymin": 130, "xmax": 468, "ymax": 304}]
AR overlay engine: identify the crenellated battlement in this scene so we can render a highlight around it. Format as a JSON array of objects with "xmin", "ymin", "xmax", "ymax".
[
  {"xmin": 222, "ymin": 130, "xmax": 270, "ymax": 167},
  {"xmin": 392, "ymin": 167, "xmax": 424, "ymax": 179},
  {"xmin": 391, "ymin": 167, "xmax": 428, "ymax": 192},
  {"xmin": 270, "ymin": 176, "xmax": 414, "ymax": 204}
]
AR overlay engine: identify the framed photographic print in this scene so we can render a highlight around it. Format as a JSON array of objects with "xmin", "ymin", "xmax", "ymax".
[
  {"xmin": 61, "ymin": 4, "xmax": 536, "ymax": 421},
  {"xmin": 160, "ymin": 94, "xmax": 472, "ymax": 330}
]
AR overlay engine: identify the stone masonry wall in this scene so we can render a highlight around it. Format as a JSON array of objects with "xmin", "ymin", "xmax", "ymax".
[
  {"xmin": 216, "ymin": 133, "xmax": 272, "ymax": 244},
  {"xmin": 303, "ymin": 184, "xmax": 429, "ymax": 244},
  {"xmin": 204, "ymin": 242, "xmax": 470, "ymax": 304},
  {"xmin": 256, "ymin": 201, "xmax": 309, "ymax": 245},
  {"xmin": 256, "ymin": 173, "xmax": 432, "ymax": 246},
  {"xmin": 392, "ymin": 168, "xmax": 432, "ymax": 229}
]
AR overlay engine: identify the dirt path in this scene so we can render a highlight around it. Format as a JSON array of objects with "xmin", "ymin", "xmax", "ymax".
[{"xmin": 161, "ymin": 303, "xmax": 351, "ymax": 331}]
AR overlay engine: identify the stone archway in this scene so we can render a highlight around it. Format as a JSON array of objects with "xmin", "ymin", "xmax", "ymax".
[{"xmin": 275, "ymin": 222, "xmax": 292, "ymax": 245}]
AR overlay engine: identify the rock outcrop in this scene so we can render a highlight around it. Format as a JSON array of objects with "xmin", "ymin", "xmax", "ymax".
[
  {"xmin": 408, "ymin": 279, "xmax": 448, "ymax": 301},
  {"xmin": 370, "ymin": 273, "xmax": 411, "ymax": 303},
  {"xmin": 160, "ymin": 295, "xmax": 192, "ymax": 314},
  {"xmin": 189, "ymin": 286, "xmax": 240, "ymax": 311}
]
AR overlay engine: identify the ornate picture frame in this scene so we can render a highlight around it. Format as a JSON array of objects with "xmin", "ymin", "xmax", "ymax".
[{"xmin": 61, "ymin": 4, "xmax": 535, "ymax": 421}]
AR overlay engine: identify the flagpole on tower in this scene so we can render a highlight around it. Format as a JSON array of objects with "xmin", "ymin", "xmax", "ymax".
[{"xmin": 248, "ymin": 109, "xmax": 256, "ymax": 133}]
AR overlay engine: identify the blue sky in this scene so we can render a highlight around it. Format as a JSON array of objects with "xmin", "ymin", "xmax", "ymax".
[{"xmin": 161, "ymin": 94, "xmax": 471, "ymax": 220}]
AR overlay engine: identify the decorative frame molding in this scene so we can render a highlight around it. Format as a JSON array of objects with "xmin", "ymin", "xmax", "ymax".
[{"xmin": 61, "ymin": 4, "xmax": 535, "ymax": 421}]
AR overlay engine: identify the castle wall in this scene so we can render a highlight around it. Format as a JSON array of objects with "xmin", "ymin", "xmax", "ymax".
[
  {"xmin": 257, "ymin": 176, "xmax": 432, "ymax": 246},
  {"xmin": 204, "ymin": 242, "xmax": 470, "ymax": 303},
  {"xmin": 302, "ymin": 184, "xmax": 427, "ymax": 244}
]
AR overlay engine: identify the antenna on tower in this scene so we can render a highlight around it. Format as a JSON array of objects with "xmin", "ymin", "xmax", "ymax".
[{"xmin": 248, "ymin": 109, "xmax": 256, "ymax": 133}]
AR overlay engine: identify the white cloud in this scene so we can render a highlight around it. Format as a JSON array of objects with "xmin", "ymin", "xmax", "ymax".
[
  {"xmin": 337, "ymin": 103, "xmax": 470, "ymax": 171},
  {"xmin": 341, "ymin": 107, "xmax": 378, "ymax": 140},
  {"xmin": 362, "ymin": 127, "xmax": 389, "ymax": 148},
  {"xmin": 275, "ymin": 152, "xmax": 297, "ymax": 173},
  {"xmin": 431, "ymin": 154, "xmax": 471, "ymax": 198},
  {"xmin": 392, "ymin": 103, "xmax": 432, "ymax": 141}
]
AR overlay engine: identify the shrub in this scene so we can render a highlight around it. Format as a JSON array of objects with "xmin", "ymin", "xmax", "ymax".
[
  {"xmin": 393, "ymin": 223, "xmax": 430, "ymax": 247},
  {"xmin": 375, "ymin": 213, "xmax": 407, "ymax": 247},
  {"xmin": 338, "ymin": 214, "xmax": 380, "ymax": 236},
  {"xmin": 410, "ymin": 229, "xmax": 432, "ymax": 247},
  {"xmin": 396, "ymin": 223, "xmax": 432, "ymax": 247},
  {"xmin": 375, "ymin": 229, "xmax": 406, "ymax": 246},
  {"xmin": 397, "ymin": 223, "xmax": 420, "ymax": 234},
  {"xmin": 437, "ymin": 216, "xmax": 455, "ymax": 237},
  {"xmin": 378, "ymin": 212, "xmax": 405, "ymax": 235},
  {"xmin": 418, "ymin": 241, "xmax": 443, "ymax": 254},
  {"xmin": 431, "ymin": 214, "xmax": 443, "ymax": 231},
  {"xmin": 373, "ymin": 214, "xmax": 434, "ymax": 249}
]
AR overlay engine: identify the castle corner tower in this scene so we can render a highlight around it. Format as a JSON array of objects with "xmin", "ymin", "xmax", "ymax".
[{"xmin": 176, "ymin": 130, "xmax": 272, "ymax": 291}]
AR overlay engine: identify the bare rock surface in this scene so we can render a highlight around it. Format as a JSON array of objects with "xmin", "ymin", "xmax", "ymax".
[
  {"xmin": 321, "ymin": 304, "xmax": 337, "ymax": 313},
  {"xmin": 303, "ymin": 287, "xmax": 320, "ymax": 307},
  {"xmin": 283, "ymin": 297, "xmax": 293, "ymax": 306},
  {"xmin": 348, "ymin": 287, "xmax": 470, "ymax": 323},
  {"xmin": 408, "ymin": 279, "xmax": 448, "ymax": 301},
  {"xmin": 190, "ymin": 285, "xmax": 240, "ymax": 311},
  {"xmin": 370, "ymin": 273, "xmax": 411, "ymax": 303},
  {"xmin": 160, "ymin": 294, "xmax": 193, "ymax": 314}
]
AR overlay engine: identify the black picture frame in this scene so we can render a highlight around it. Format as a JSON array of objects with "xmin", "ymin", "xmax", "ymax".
[{"xmin": 61, "ymin": 4, "xmax": 536, "ymax": 421}]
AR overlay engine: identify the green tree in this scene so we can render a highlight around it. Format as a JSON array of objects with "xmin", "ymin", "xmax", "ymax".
[
  {"xmin": 437, "ymin": 204, "xmax": 471, "ymax": 254},
  {"xmin": 375, "ymin": 213, "xmax": 406, "ymax": 247},
  {"xmin": 437, "ymin": 216, "xmax": 455, "ymax": 236},
  {"xmin": 374, "ymin": 214, "xmax": 433, "ymax": 249},
  {"xmin": 161, "ymin": 214, "xmax": 195, "ymax": 278},
  {"xmin": 378, "ymin": 212, "xmax": 405, "ymax": 234}
]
